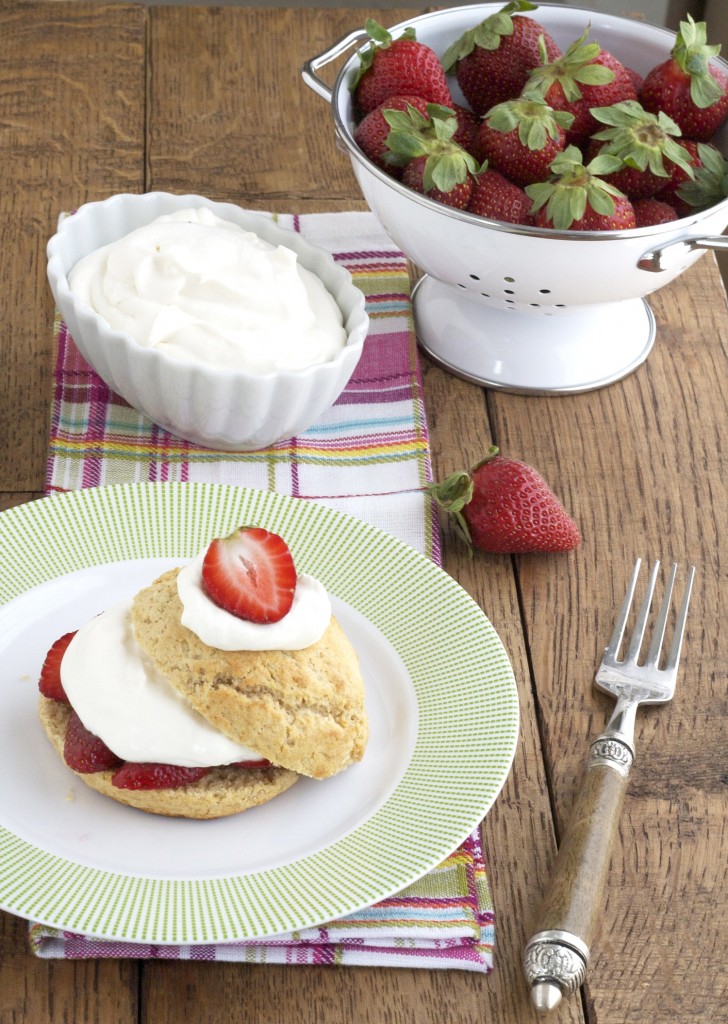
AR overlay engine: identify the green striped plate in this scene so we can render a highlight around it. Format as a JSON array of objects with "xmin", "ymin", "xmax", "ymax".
[{"xmin": 0, "ymin": 483, "xmax": 518, "ymax": 943}]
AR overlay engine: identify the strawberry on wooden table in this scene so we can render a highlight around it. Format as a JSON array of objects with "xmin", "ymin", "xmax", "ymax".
[
  {"xmin": 352, "ymin": 18, "xmax": 452, "ymax": 116},
  {"xmin": 427, "ymin": 447, "xmax": 580, "ymax": 555},
  {"xmin": 640, "ymin": 15, "xmax": 728, "ymax": 143},
  {"xmin": 442, "ymin": 0, "xmax": 561, "ymax": 117},
  {"xmin": 523, "ymin": 29, "xmax": 637, "ymax": 146},
  {"xmin": 202, "ymin": 526, "xmax": 297, "ymax": 624},
  {"xmin": 478, "ymin": 97, "xmax": 573, "ymax": 188},
  {"xmin": 38, "ymin": 630, "xmax": 76, "ymax": 703},
  {"xmin": 526, "ymin": 146, "xmax": 637, "ymax": 230}
]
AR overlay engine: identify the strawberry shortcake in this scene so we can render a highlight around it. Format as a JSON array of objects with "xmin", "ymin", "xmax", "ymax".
[{"xmin": 38, "ymin": 527, "xmax": 368, "ymax": 819}]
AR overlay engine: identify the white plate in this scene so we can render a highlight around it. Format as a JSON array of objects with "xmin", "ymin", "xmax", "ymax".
[{"xmin": 0, "ymin": 482, "xmax": 518, "ymax": 943}]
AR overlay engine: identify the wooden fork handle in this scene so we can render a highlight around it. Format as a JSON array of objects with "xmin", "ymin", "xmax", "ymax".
[{"xmin": 523, "ymin": 735, "xmax": 634, "ymax": 1011}]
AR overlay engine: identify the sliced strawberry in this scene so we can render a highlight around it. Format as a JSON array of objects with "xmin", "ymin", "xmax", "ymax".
[
  {"xmin": 229, "ymin": 758, "xmax": 272, "ymax": 770},
  {"xmin": 38, "ymin": 631, "xmax": 77, "ymax": 703},
  {"xmin": 63, "ymin": 710, "xmax": 123, "ymax": 773},
  {"xmin": 201, "ymin": 526, "xmax": 297, "ymax": 624},
  {"xmin": 111, "ymin": 762, "xmax": 209, "ymax": 790}
]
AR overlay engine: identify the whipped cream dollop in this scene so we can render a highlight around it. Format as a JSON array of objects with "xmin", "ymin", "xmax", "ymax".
[
  {"xmin": 61, "ymin": 599, "xmax": 264, "ymax": 768},
  {"xmin": 177, "ymin": 554, "xmax": 331, "ymax": 651},
  {"xmin": 67, "ymin": 207, "xmax": 347, "ymax": 373}
]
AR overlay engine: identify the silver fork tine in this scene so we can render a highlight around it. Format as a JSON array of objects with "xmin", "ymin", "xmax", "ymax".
[
  {"xmin": 664, "ymin": 564, "xmax": 696, "ymax": 672},
  {"xmin": 645, "ymin": 562, "xmax": 677, "ymax": 668},
  {"xmin": 625, "ymin": 560, "xmax": 660, "ymax": 663},
  {"xmin": 606, "ymin": 557, "xmax": 641, "ymax": 660}
]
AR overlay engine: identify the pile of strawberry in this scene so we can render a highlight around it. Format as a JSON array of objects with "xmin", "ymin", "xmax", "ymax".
[
  {"xmin": 351, "ymin": 2, "xmax": 728, "ymax": 230},
  {"xmin": 39, "ymin": 527, "xmax": 296, "ymax": 791}
]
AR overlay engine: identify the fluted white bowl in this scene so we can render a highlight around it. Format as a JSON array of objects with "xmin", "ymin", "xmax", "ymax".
[{"xmin": 46, "ymin": 192, "xmax": 369, "ymax": 450}]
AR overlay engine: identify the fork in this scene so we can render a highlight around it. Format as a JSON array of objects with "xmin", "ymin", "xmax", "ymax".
[{"xmin": 522, "ymin": 558, "xmax": 696, "ymax": 1013}]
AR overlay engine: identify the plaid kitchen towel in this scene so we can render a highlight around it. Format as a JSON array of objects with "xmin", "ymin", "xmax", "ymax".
[{"xmin": 30, "ymin": 209, "xmax": 494, "ymax": 970}]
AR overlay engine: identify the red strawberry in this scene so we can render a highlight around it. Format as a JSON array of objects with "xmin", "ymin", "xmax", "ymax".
[
  {"xmin": 230, "ymin": 759, "xmax": 272, "ymax": 770},
  {"xmin": 352, "ymin": 19, "xmax": 452, "ymax": 116},
  {"xmin": 402, "ymin": 155, "xmax": 473, "ymax": 209},
  {"xmin": 640, "ymin": 15, "xmax": 728, "ymax": 143},
  {"xmin": 478, "ymin": 98, "xmax": 572, "ymax": 188},
  {"xmin": 111, "ymin": 762, "xmax": 209, "ymax": 790},
  {"xmin": 450, "ymin": 103, "xmax": 484, "ymax": 162},
  {"xmin": 201, "ymin": 526, "xmax": 297, "ymax": 624},
  {"xmin": 428, "ymin": 447, "xmax": 580, "ymax": 554},
  {"xmin": 467, "ymin": 168, "xmax": 533, "ymax": 224},
  {"xmin": 587, "ymin": 100, "xmax": 696, "ymax": 200},
  {"xmin": 442, "ymin": 1, "xmax": 561, "ymax": 117},
  {"xmin": 633, "ymin": 198, "xmax": 679, "ymax": 226},
  {"xmin": 38, "ymin": 631, "xmax": 76, "ymax": 703},
  {"xmin": 63, "ymin": 710, "xmax": 123, "ymax": 773},
  {"xmin": 354, "ymin": 95, "xmax": 430, "ymax": 174},
  {"xmin": 526, "ymin": 146, "xmax": 637, "ymax": 231},
  {"xmin": 383, "ymin": 102, "xmax": 481, "ymax": 208},
  {"xmin": 523, "ymin": 31, "xmax": 637, "ymax": 145}
]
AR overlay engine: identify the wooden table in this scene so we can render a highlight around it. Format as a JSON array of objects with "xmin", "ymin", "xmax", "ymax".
[{"xmin": 1, "ymin": 4, "xmax": 726, "ymax": 1022}]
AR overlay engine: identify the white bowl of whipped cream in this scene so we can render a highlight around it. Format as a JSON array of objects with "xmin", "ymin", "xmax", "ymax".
[{"xmin": 46, "ymin": 192, "xmax": 369, "ymax": 450}]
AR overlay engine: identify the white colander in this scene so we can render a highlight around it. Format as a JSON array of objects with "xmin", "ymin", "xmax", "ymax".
[{"xmin": 303, "ymin": 3, "xmax": 728, "ymax": 393}]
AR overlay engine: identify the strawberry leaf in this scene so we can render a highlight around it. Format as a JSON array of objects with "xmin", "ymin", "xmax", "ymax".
[{"xmin": 673, "ymin": 15, "xmax": 724, "ymax": 109}]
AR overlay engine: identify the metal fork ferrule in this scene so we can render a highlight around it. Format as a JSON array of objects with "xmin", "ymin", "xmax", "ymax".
[{"xmin": 588, "ymin": 735, "xmax": 634, "ymax": 776}]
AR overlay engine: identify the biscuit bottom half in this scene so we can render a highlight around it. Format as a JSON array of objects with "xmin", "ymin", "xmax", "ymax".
[{"xmin": 39, "ymin": 697, "xmax": 299, "ymax": 819}]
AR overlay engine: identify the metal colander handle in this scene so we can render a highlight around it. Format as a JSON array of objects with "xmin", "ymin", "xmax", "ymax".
[
  {"xmin": 301, "ymin": 27, "xmax": 370, "ymax": 103},
  {"xmin": 639, "ymin": 233, "xmax": 728, "ymax": 272}
]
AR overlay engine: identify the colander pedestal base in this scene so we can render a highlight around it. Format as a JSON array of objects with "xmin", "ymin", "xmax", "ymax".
[{"xmin": 412, "ymin": 276, "xmax": 656, "ymax": 394}]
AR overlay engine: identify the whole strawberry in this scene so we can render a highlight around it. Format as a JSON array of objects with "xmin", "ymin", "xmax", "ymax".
[
  {"xmin": 450, "ymin": 103, "xmax": 484, "ymax": 162},
  {"xmin": 467, "ymin": 167, "xmax": 533, "ymax": 224},
  {"xmin": 587, "ymin": 100, "xmax": 696, "ymax": 200},
  {"xmin": 352, "ymin": 19, "xmax": 453, "ymax": 116},
  {"xmin": 427, "ymin": 447, "xmax": 580, "ymax": 554},
  {"xmin": 442, "ymin": 1, "xmax": 561, "ymax": 117},
  {"xmin": 403, "ymin": 155, "xmax": 474, "ymax": 209},
  {"xmin": 640, "ymin": 15, "xmax": 728, "ymax": 143},
  {"xmin": 633, "ymin": 198, "xmax": 679, "ymax": 227},
  {"xmin": 383, "ymin": 103, "xmax": 482, "ymax": 208},
  {"xmin": 354, "ymin": 94, "xmax": 430, "ymax": 174},
  {"xmin": 526, "ymin": 146, "xmax": 637, "ymax": 231},
  {"xmin": 478, "ymin": 97, "xmax": 573, "ymax": 187},
  {"xmin": 523, "ymin": 30, "xmax": 637, "ymax": 145}
]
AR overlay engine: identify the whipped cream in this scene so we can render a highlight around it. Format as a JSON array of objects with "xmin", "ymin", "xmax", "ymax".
[
  {"xmin": 67, "ymin": 207, "xmax": 347, "ymax": 373},
  {"xmin": 61, "ymin": 599, "xmax": 264, "ymax": 767},
  {"xmin": 177, "ymin": 554, "xmax": 331, "ymax": 650}
]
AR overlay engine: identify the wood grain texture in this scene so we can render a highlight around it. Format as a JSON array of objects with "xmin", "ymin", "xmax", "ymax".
[
  {"xmin": 488, "ymin": 258, "xmax": 728, "ymax": 1022},
  {"xmin": 0, "ymin": 3, "xmax": 145, "ymax": 1021},
  {"xmin": 0, "ymin": 1, "xmax": 146, "ymax": 494},
  {"xmin": 533, "ymin": 761, "xmax": 630, "ymax": 946}
]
